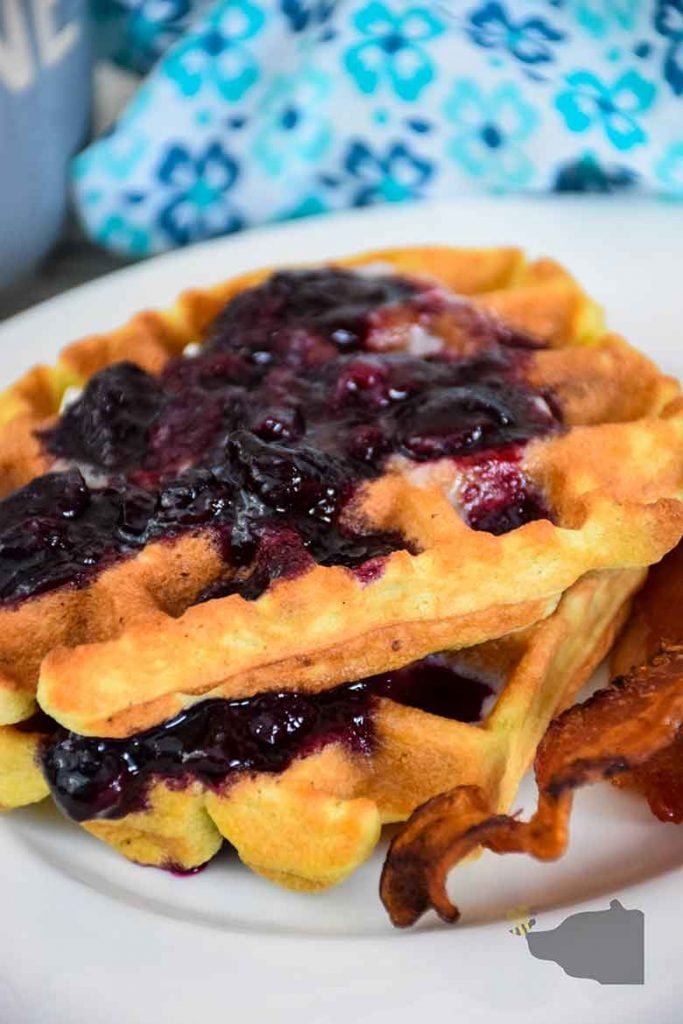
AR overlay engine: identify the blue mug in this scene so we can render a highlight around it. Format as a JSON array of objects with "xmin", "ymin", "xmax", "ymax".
[{"xmin": 0, "ymin": 0, "xmax": 91, "ymax": 290}]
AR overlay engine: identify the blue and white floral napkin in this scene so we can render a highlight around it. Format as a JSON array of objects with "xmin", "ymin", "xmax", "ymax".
[{"xmin": 76, "ymin": 1, "xmax": 683, "ymax": 257}]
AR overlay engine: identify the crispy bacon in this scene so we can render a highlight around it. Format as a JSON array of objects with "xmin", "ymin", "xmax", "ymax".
[
  {"xmin": 612, "ymin": 728, "xmax": 683, "ymax": 823},
  {"xmin": 611, "ymin": 542, "xmax": 683, "ymax": 677},
  {"xmin": 608, "ymin": 543, "xmax": 683, "ymax": 822},
  {"xmin": 380, "ymin": 643, "xmax": 683, "ymax": 927}
]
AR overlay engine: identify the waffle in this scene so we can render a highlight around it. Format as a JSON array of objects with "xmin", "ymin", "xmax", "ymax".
[
  {"xmin": 0, "ymin": 247, "xmax": 679, "ymax": 739},
  {"xmin": 0, "ymin": 245, "xmax": 681, "ymax": 900},
  {"xmin": 1, "ymin": 567, "xmax": 642, "ymax": 891}
]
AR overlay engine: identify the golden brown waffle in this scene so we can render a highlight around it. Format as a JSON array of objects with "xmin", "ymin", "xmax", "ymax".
[
  {"xmin": 1, "ymin": 567, "xmax": 642, "ymax": 891},
  {"xmin": 0, "ymin": 247, "xmax": 679, "ymax": 737}
]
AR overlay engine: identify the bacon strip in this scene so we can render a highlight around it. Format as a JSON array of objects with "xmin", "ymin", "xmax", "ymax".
[
  {"xmin": 380, "ymin": 643, "xmax": 683, "ymax": 927},
  {"xmin": 612, "ymin": 729, "xmax": 683, "ymax": 823},
  {"xmin": 608, "ymin": 543, "xmax": 683, "ymax": 822}
]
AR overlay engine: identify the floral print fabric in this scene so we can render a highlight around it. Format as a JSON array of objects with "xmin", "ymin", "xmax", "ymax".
[{"xmin": 76, "ymin": 0, "xmax": 683, "ymax": 256}]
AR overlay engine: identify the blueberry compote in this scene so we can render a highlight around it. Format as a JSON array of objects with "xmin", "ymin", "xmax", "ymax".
[
  {"xmin": 42, "ymin": 654, "xmax": 495, "ymax": 822},
  {"xmin": 0, "ymin": 268, "xmax": 561, "ymax": 604}
]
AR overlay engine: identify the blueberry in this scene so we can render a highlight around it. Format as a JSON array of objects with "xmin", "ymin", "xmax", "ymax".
[{"xmin": 46, "ymin": 363, "xmax": 165, "ymax": 470}]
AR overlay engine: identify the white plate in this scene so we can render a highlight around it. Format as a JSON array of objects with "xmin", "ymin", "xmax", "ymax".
[{"xmin": 0, "ymin": 198, "xmax": 681, "ymax": 1024}]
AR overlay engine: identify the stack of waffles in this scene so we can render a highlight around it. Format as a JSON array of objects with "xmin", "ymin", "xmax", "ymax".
[{"xmin": 0, "ymin": 246, "xmax": 680, "ymax": 907}]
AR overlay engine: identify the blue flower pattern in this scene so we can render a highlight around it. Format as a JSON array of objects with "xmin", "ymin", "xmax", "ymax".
[
  {"xmin": 344, "ymin": 2, "xmax": 445, "ymax": 100},
  {"xmin": 654, "ymin": 1, "xmax": 683, "ymax": 96},
  {"xmin": 445, "ymin": 80, "xmax": 538, "ymax": 187},
  {"xmin": 164, "ymin": 1, "xmax": 264, "ymax": 100},
  {"xmin": 74, "ymin": 0, "xmax": 683, "ymax": 258},
  {"xmin": 339, "ymin": 140, "xmax": 432, "ymax": 205},
  {"xmin": 466, "ymin": 3, "xmax": 564, "ymax": 65},
  {"xmin": 157, "ymin": 141, "xmax": 243, "ymax": 245},
  {"xmin": 555, "ymin": 69, "xmax": 656, "ymax": 150},
  {"xmin": 252, "ymin": 68, "xmax": 333, "ymax": 177}
]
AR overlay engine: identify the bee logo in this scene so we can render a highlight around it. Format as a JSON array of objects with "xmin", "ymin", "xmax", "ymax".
[{"xmin": 506, "ymin": 905, "xmax": 536, "ymax": 937}]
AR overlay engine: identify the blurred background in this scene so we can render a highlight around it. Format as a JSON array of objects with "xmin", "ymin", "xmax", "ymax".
[{"xmin": 1, "ymin": 0, "xmax": 681, "ymax": 319}]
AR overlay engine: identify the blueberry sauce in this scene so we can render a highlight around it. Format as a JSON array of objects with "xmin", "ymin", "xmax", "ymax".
[
  {"xmin": 0, "ymin": 268, "xmax": 561, "ymax": 605},
  {"xmin": 456, "ymin": 447, "xmax": 551, "ymax": 534},
  {"xmin": 41, "ymin": 654, "xmax": 495, "ymax": 823},
  {"xmin": 54, "ymin": 362, "xmax": 165, "ymax": 471}
]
